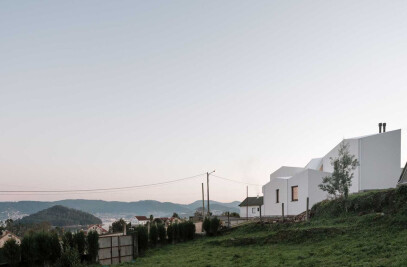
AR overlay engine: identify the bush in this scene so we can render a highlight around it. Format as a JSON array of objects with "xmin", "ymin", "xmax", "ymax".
[
  {"xmin": 184, "ymin": 221, "xmax": 196, "ymax": 240},
  {"xmin": 167, "ymin": 224, "xmax": 174, "ymax": 243},
  {"xmin": 55, "ymin": 247, "xmax": 81, "ymax": 267},
  {"xmin": 62, "ymin": 232, "xmax": 74, "ymax": 251},
  {"xmin": 210, "ymin": 217, "xmax": 221, "ymax": 236},
  {"xmin": 73, "ymin": 232, "xmax": 86, "ymax": 256},
  {"xmin": 149, "ymin": 225, "xmax": 158, "ymax": 246},
  {"xmin": 178, "ymin": 222, "xmax": 186, "ymax": 241},
  {"xmin": 203, "ymin": 217, "xmax": 210, "ymax": 234},
  {"xmin": 157, "ymin": 224, "xmax": 166, "ymax": 243},
  {"xmin": 173, "ymin": 223, "xmax": 180, "ymax": 242},
  {"xmin": 50, "ymin": 232, "xmax": 62, "ymax": 264},
  {"xmin": 3, "ymin": 239, "xmax": 20, "ymax": 267},
  {"xmin": 86, "ymin": 231, "xmax": 99, "ymax": 263},
  {"xmin": 35, "ymin": 232, "xmax": 52, "ymax": 266},
  {"xmin": 21, "ymin": 234, "xmax": 36, "ymax": 266},
  {"xmin": 134, "ymin": 226, "xmax": 148, "ymax": 251}
]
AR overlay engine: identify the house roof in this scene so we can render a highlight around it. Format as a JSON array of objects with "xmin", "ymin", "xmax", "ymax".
[
  {"xmin": 135, "ymin": 216, "xmax": 149, "ymax": 221},
  {"xmin": 239, "ymin": 197, "xmax": 263, "ymax": 207},
  {"xmin": 88, "ymin": 224, "xmax": 108, "ymax": 233}
]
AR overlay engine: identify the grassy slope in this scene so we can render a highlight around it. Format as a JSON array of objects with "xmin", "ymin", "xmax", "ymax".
[{"xmin": 115, "ymin": 188, "xmax": 407, "ymax": 267}]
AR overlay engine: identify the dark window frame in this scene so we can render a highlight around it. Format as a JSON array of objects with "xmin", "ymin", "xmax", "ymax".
[
  {"xmin": 276, "ymin": 189, "xmax": 280, "ymax": 203},
  {"xmin": 291, "ymin": 186, "xmax": 298, "ymax": 202}
]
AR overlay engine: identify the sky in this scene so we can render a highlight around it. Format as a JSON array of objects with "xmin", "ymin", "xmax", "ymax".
[{"xmin": 1, "ymin": 0, "xmax": 407, "ymax": 204}]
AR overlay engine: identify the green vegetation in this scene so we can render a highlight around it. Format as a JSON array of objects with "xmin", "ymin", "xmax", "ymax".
[
  {"xmin": 115, "ymin": 186, "xmax": 407, "ymax": 266},
  {"xmin": 17, "ymin": 205, "xmax": 102, "ymax": 226}
]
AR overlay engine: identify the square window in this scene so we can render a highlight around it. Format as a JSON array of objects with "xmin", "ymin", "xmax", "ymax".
[{"xmin": 291, "ymin": 186, "xmax": 298, "ymax": 201}]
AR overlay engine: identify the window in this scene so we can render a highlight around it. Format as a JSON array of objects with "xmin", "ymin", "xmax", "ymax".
[
  {"xmin": 257, "ymin": 207, "xmax": 260, "ymax": 211},
  {"xmin": 252, "ymin": 207, "xmax": 256, "ymax": 213},
  {"xmin": 291, "ymin": 186, "xmax": 298, "ymax": 201},
  {"xmin": 276, "ymin": 189, "xmax": 279, "ymax": 203}
]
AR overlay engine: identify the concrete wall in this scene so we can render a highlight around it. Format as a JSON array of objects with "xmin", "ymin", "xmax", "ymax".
[
  {"xmin": 286, "ymin": 170, "xmax": 309, "ymax": 216},
  {"xmin": 98, "ymin": 235, "xmax": 133, "ymax": 265},
  {"xmin": 360, "ymin": 130, "xmax": 401, "ymax": 190},
  {"xmin": 308, "ymin": 169, "xmax": 331, "ymax": 208},
  {"xmin": 263, "ymin": 177, "xmax": 289, "ymax": 216},
  {"xmin": 239, "ymin": 205, "xmax": 264, "ymax": 218}
]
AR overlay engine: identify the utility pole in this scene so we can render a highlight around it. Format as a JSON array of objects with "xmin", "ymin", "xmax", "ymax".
[
  {"xmin": 246, "ymin": 186, "xmax": 249, "ymax": 221},
  {"xmin": 207, "ymin": 170, "xmax": 215, "ymax": 217},
  {"xmin": 202, "ymin": 183, "xmax": 205, "ymax": 219}
]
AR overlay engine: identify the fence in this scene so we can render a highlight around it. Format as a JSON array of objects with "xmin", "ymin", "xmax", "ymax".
[{"xmin": 98, "ymin": 234, "xmax": 136, "ymax": 265}]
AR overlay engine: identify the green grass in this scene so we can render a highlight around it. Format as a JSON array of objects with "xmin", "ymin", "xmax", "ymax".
[
  {"xmin": 112, "ymin": 214, "xmax": 407, "ymax": 267},
  {"xmin": 112, "ymin": 187, "xmax": 407, "ymax": 267}
]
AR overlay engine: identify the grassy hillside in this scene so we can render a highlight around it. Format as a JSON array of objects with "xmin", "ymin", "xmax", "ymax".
[
  {"xmin": 115, "ymin": 186, "xmax": 407, "ymax": 266},
  {"xmin": 17, "ymin": 205, "xmax": 102, "ymax": 226}
]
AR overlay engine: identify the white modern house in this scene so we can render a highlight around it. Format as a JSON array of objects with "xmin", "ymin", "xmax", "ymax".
[
  {"xmin": 262, "ymin": 127, "xmax": 402, "ymax": 216},
  {"xmin": 239, "ymin": 197, "xmax": 264, "ymax": 218}
]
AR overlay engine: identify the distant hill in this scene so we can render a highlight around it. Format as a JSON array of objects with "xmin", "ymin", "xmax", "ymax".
[
  {"xmin": 17, "ymin": 205, "xmax": 102, "ymax": 226},
  {"xmin": 0, "ymin": 199, "xmax": 240, "ymax": 220}
]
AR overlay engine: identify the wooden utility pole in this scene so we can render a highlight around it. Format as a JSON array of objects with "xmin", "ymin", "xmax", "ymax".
[
  {"xmin": 202, "ymin": 183, "xmax": 205, "ymax": 220},
  {"xmin": 306, "ymin": 197, "xmax": 309, "ymax": 221},
  {"xmin": 259, "ymin": 204, "xmax": 262, "ymax": 222},
  {"xmin": 246, "ymin": 186, "xmax": 249, "ymax": 221},
  {"xmin": 207, "ymin": 172, "xmax": 210, "ymax": 217},
  {"xmin": 282, "ymin": 203, "xmax": 285, "ymax": 222}
]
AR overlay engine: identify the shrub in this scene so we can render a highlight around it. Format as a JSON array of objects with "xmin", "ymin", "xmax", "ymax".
[
  {"xmin": 210, "ymin": 217, "xmax": 221, "ymax": 236},
  {"xmin": 62, "ymin": 232, "xmax": 74, "ymax": 251},
  {"xmin": 149, "ymin": 225, "xmax": 158, "ymax": 246},
  {"xmin": 135, "ymin": 226, "xmax": 148, "ymax": 251},
  {"xmin": 3, "ymin": 239, "xmax": 20, "ymax": 267},
  {"xmin": 86, "ymin": 231, "xmax": 99, "ymax": 263},
  {"xmin": 50, "ymin": 232, "xmax": 62, "ymax": 264},
  {"xmin": 73, "ymin": 232, "xmax": 86, "ymax": 256},
  {"xmin": 173, "ymin": 223, "xmax": 180, "ymax": 242},
  {"xmin": 35, "ymin": 232, "xmax": 52, "ymax": 266},
  {"xmin": 184, "ymin": 221, "xmax": 196, "ymax": 240},
  {"xmin": 178, "ymin": 222, "xmax": 186, "ymax": 241},
  {"xmin": 203, "ymin": 217, "xmax": 210, "ymax": 234},
  {"xmin": 55, "ymin": 247, "xmax": 81, "ymax": 267},
  {"xmin": 167, "ymin": 224, "xmax": 174, "ymax": 243},
  {"xmin": 157, "ymin": 224, "xmax": 166, "ymax": 243},
  {"xmin": 21, "ymin": 234, "xmax": 36, "ymax": 266}
]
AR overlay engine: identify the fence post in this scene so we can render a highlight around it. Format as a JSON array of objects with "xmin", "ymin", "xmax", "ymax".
[
  {"xmin": 306, "ymin": 197, "xmax": 309, "ymax": 221},
  {"xmin": 228, "ymin": 212, "xmax": 230, "ymax": 228},
  {"xmin": 118, "ymin": 236, "xmax": 121, "ymax": 263},
  {"xmin": 110, "ymin": 236, "xmax": 113, "ymax": 265},
  {"xmin": 282, "ymin": 203, "xmax": 284, "ymax": 222}
]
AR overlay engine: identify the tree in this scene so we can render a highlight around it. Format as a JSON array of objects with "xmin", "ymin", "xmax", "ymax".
[
  {"xmin": 87, "ymin": 231, "xmax": 99, "ymax": 263},
  {"xmin": 35, "ymin": 232, "xmax": 52, "ymax": 266},
  {"xmin": 157, "ymin": 224, "xmax": 166, "ymax": 243},
  {"xmin": 3, "ymin": 239, "xmax": 20, "ymax": 267},
  {"xmin": 134, "ymin": 226, "xmax": 148, "ymax": 251},
  {"xmin": 149, "ymin": 225, "xmax": 158, "ymax": 246},
  {"xmin": 62, "ymin": 231, "xmax": 74, "ymax": 251},
  {"xmin": 73, "ymin": 232, "xmax": 86, "ymax": 257},
  {"xmin": 56, "ymin": 247, "xmax": 81, "ymax": 267},
  {"xmin": 319, "ymin": 141, "xmax": 359, "ymax": 199},
  {"xmin": 111, "ymin": 218, "xmax": 127, "ymax": 233},
  {"xmin": 49, "ymin": 232, "xmax": 62, "ymax": 264},
  {"xmin": 172, "ymin": 212, "xmax": 180, "ymax": 219},
  {"xmin": 21, "ymin": 234, "xmax": 36, "ymax": 266}
]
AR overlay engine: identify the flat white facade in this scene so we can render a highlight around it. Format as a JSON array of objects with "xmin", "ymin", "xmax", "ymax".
[
  {"xmin": 262, "ymin": 130, "xmax": 402, "ymax": 216},
  {"xmin": 239, "ymin": 205, "xmax": 265, "ymax": 218}
]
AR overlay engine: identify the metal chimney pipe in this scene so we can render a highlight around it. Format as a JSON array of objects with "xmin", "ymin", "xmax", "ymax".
[
  {"xmin": 383, "ymin": 123, "xmax": 386, "ymax": 133},
  {"xmin": 379, "ymin": 123, "xmax": 382, "ymax": 133}
]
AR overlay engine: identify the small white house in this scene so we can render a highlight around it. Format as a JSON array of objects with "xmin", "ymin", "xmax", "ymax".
[
  {"xmin": 263, "ymin": 128, "xmax": 402, "ymax": 216},
  {"xmin": 130, "ymin": 216, "xmax": 149, "ymax": 226},
  {"xmin": 0, "ymin": 231, "xmax": 21, "ymax": 248},
  {"xmin": 86, "ymin": 224, "xmax": 108, "ymax": 235},
  {"xmin": 239, "ymin": 197, "xmax": 264, "ymax": 218}
]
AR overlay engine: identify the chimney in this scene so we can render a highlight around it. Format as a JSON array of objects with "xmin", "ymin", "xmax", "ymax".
[
  {"xmin": 379, "ymin": 123, "xmax": 382, "ymax": 133},
  {"xmin": 383, "ymin": 123, "xmax": 387, "ymax": 133}
]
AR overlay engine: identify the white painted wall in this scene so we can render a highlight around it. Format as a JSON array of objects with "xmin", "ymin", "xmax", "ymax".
[
  {"xmin": 263, "ymin": 177, "xmax": 289, "ymax": 216},
  {"xmin": 239, "ymin": 205, "xmax": 264, "ymax": 218},
  {"xmin": 359, "ymin": 130, "xmax": 401, "ymax": 190},
  {"xmin": 308, "ymin": 169, "xmax": 331, "ymax": 208},
  {"xmin": 270, "ymin": 166, "xmax": 305, "ymax": 180}
]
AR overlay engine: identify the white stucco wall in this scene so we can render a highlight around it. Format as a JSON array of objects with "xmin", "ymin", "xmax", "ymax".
[
  {"xmin": 308, "ymin": 169, "xmax": 332, "ymax": 208},
  {"xmin": 322, "ymin": 138, "xmax": 360, "ymax": 193},
  {"xmin": 286, "ymin": 170, "xmax": 309, "ymax": 216},
  {"xmin": 359, "ymin": 130, "xmax": 401, "ymax": 190},
  {"xmin": 239, "ymin": 205, "xmax": 264, "ymax": 218},
  {"xmin": 263, "ymin": 177, "xmax": 289, "ymax": 216}
]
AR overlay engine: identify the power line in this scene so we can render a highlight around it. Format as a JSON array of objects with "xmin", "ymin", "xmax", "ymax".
[
  {"xmin": 211, "ymin": 174, "xmax": 262, "ymax": 187},
  {"xmin": 0, "ymin": 173, "xmax": 206, "ymax": 194}
]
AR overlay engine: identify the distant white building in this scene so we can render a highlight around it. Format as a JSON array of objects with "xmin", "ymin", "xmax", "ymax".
[
  {"xmin": 130, "ymin": 216, "xmax": 149, "ymax": 226},
  {"xmin": 263, "ymin": 128, "xmax": 402, "ymax": 216},
  {"xmin": 238, "ymin": 197, "xmax": 264, "ymax": 218},
  {"xmin": 86, "ymin": 224, "xmax": 108, "ymax": 235},
  {"xmin": 0, "ymin": 231, "xmax": 21, "ymax": 248}
]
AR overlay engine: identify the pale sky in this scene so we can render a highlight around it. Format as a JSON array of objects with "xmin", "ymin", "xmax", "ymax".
[{"xmin": 1, "ymin": 0, "xmax": 407, "ymax": 203}]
